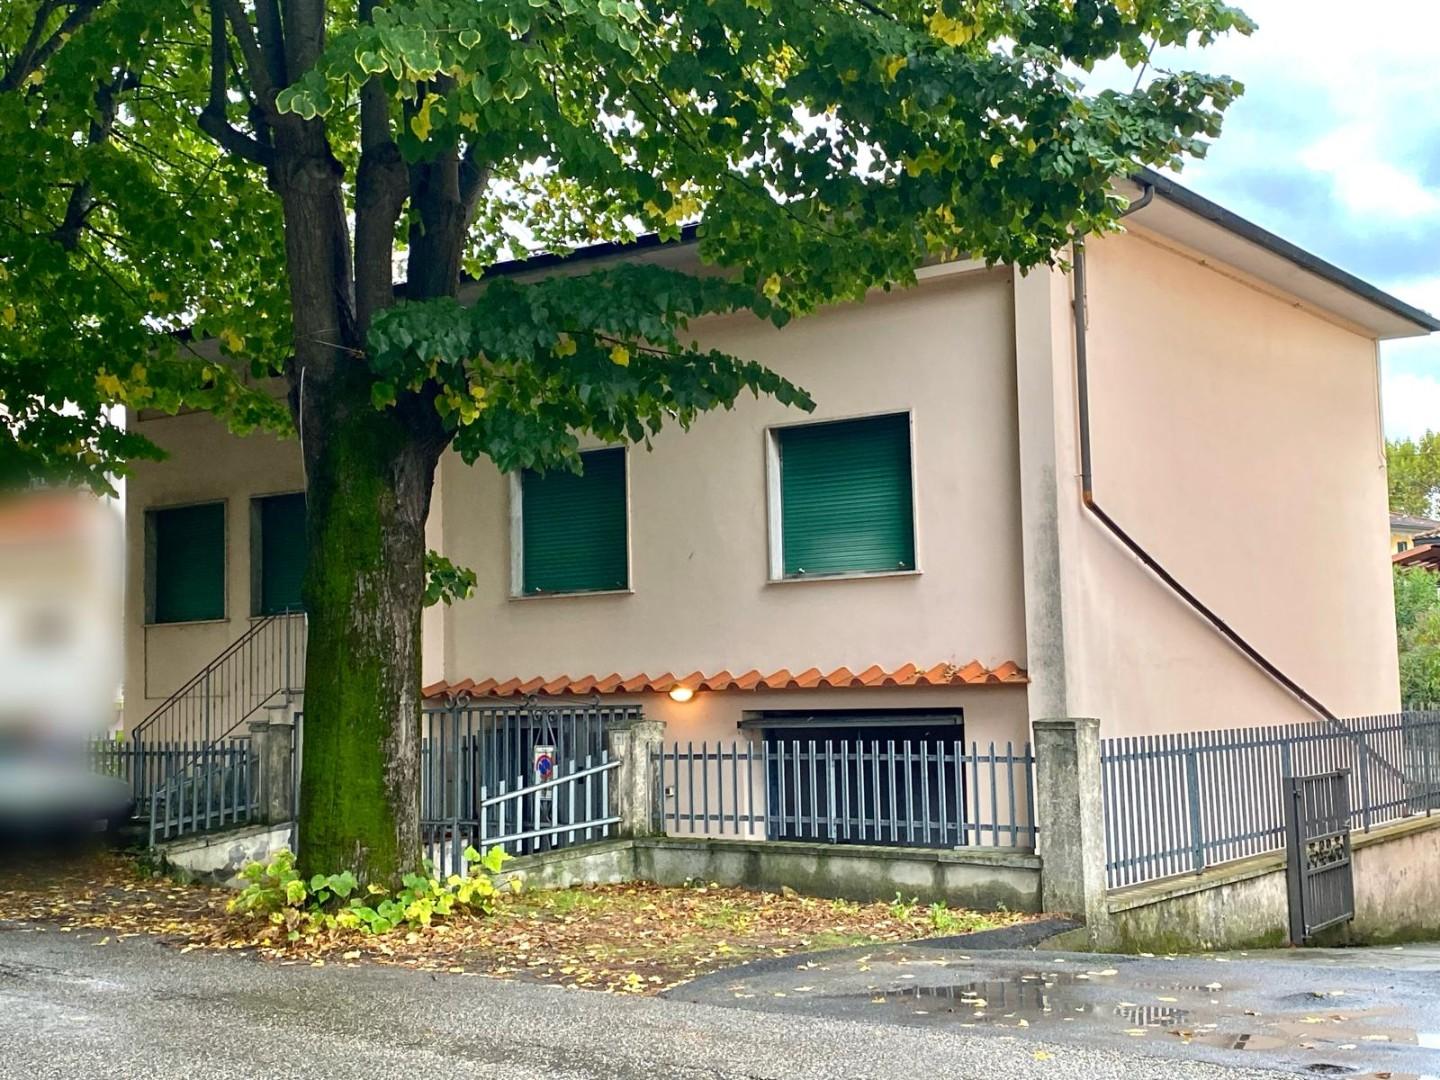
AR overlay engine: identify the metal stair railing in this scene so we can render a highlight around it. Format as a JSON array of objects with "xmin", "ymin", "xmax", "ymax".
[{"xmin": 132, "ymin": 611, "xmax": 305, "ymax": 748}]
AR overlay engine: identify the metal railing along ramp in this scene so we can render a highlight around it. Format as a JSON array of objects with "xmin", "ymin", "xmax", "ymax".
[{"xmin": 1101, "ymin": 710, "xmax": 1440, "ymax": 889}]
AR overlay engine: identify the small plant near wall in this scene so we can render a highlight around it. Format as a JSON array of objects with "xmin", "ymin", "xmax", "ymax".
[{"xmin": 229, "ymin": 847, "xmax": 511, "ymax": 941}]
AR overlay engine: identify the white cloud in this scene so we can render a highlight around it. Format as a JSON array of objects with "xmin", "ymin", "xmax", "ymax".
[
  {"xmin": 1299, "ymin": 126, "xmax": 1440, "ymax": 219},
  {"xmin": 1382, "ymin": 372, "xmax": 1440, "ymax": 441}
]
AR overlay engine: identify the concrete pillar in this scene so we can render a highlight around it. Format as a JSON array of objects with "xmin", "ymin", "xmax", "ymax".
[
  {"xmin": 1013, "ymin": 267, "xmax": 1076, "ymax": 722},
  {"xmin": 605, "ymin": 714, "xmax": 666, "ymax": 837},
  {"xmin": 1033, "ymin": 718, "xmax": 1108, "ymax": 929},
  {"xmin": 248, "ymin": 717, "xmax": 297, "ymax": 825}
]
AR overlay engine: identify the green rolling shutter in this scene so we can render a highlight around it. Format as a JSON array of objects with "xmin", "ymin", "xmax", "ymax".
[
  {"xmin": 779, "ymin": 413, "xmax": 915, "ymax": 577},
  {"xmin": 521, "ymin": 448, "xmax": 628, "ymax": 594},
  {"xmin": 151, "ymin": 503, "xmax": 226, "ymax": 623},
  {"xmin": 257, "ymin": 493, "xmax": 307, "ymax": 614}
]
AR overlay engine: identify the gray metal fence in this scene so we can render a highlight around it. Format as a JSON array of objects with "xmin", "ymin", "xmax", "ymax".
[
  {"xmin": 145, "ymin": 738, "xmax": 260, "ymax": 844},
  {"xmin": 654, "ymin": 738, "xmax": 1037, "ymax": 850},
  {"xmin": 1101, "ymin": 711, "xmax": 1440, "ymax": 889},
  {"xmin": 419, "ymin": 701, "xmax": 629, "ymax": 874},
  {"xmin": 422, "ymin": 753, "xmax": 619, "ymax": 877}
]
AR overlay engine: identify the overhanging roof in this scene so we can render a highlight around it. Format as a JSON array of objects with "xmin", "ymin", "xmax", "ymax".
[
  {"xmin": 477, "ymin": 171, "xmax": 1440, "ymax": 341},
  {"xmin": 1128, "ymin": 169, "xmax": 1440, "ymax": 339}
]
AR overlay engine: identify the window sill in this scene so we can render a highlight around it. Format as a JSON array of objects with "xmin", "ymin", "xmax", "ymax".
[
  {"xmin": 143, "ymin": 617, "xmax": 230, "ymax": 628},
  {"xmin": 767, "ymin": 568, "xmax": 922, "ymax": 585},
  {"xmin": 509, "ymin": 588, "xmax": 635, "ymax": 602}
]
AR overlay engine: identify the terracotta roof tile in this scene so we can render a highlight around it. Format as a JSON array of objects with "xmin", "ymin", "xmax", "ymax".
[{"xmin": 423, "ymin": 660, "xmax": 1027, "ymax": 700}]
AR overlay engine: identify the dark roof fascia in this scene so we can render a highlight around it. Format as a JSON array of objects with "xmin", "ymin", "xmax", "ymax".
[
  {"xmin": 1132, "ymin": 168, "xmax": 1440, "ymax": 333},
  {"xmin": 478, "ymin": 223, "xmax": 700, "ymax": 281},
  {"xmin": 458, "ymin": 174, "xmax": 1440, "ymax": 335}
]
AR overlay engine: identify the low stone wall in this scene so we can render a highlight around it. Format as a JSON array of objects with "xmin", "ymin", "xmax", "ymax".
[
  {"xmin": 500, "ymin": 837, "xmax": 1040, "ymax": 912},
  {"xmin": 158, "ymin": 822, "xmax": 294, "ymax": 888},
  {"xmin": 1095, "ymin": 814, "xmax": 1440, "ymax": 952}
]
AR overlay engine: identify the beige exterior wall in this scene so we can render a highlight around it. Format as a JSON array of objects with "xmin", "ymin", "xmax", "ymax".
[
  {"xmin": 120, "ymin": 218, "xmax": 1408, "ymax": 747},
  {"xmin": 435, "ymin": 268, "xmax": 1029, "ymax": 708},
  {"xmin": 122, "ymin": 408, "xmax": 305, "ymax": 729},
  {"xmin": 1015, "ymin": 226, "xmax": 1400, "ymax": 738}
]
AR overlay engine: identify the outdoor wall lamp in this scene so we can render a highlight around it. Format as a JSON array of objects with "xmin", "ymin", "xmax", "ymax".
[{"xmin": 668, "ymin": 686, "xmax": 696, "ymax": 703}]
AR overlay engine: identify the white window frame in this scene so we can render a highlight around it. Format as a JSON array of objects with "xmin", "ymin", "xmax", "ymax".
[{"xmin": 764, "ymin": 409, "xmax": 923, "ymax": 584}]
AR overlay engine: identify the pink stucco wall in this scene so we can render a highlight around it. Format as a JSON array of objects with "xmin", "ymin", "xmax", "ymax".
[{"xmin": 1043, "ymin": 227, "xmax": 1400, "ymax": 736}]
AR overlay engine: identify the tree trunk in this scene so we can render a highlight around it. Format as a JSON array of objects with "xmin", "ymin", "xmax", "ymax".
[{"xmin": 295, "ymin": 367, "xmax": 441, "ymax": 882}]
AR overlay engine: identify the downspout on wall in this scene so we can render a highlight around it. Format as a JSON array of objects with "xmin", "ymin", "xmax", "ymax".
[{"xmin": 1070, "ymin": 183, "xmax": 1341, "ymax": 725}]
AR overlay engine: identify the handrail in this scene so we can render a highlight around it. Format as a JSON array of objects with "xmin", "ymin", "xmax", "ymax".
[
  {"xmin": 132, "ymin": 611, "xmax": 305, "ymax": 745},
  {"xmin": 133, "ymin": 612, "xmax": 288, "ymax": 736}
]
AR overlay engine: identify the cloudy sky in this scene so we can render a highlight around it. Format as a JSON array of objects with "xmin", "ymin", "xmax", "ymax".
[{"xmin": 1086, "ymin": 0, "xmax": 1440, "ymax": 441}]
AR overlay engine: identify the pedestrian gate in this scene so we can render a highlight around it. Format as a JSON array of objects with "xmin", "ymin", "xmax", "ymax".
[{"xmin": 1284, "ymin": 770, "xmax": 1355, "ymax": 944}]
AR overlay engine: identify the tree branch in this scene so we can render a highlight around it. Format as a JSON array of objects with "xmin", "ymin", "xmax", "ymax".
[
  {"xmin": 458, "ymin": 140, "xmax": 491, "ymax": 230},
  {"xmin": 216, "ymin": 0, "xmax": 276, "ymax": 108},
  {"xmin": 353, "ymin": 0, "xmax": 406, "ymax": 332},
  {"xmin": 0, "ymin": 0, "xmax": 103, "ymax": 94},
  {"xmin": 252, "ymin": 0, "xmax": 287, "ymax": 90},
  {"xmin": 199, "ymin": 1, "xmax": 274, "ymax": 167}
]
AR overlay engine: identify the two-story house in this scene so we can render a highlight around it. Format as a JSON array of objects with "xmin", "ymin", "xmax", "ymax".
[{"xmin": 122, "ymin": 171, "xmax": 1437, "ymax": 794}]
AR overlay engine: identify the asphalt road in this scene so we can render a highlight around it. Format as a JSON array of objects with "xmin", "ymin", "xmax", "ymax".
[
  {"xmin": 673, "ymin": 938, "xmax": 1440, "ymax": 1078},
  {"xmin": 0, "ymin": 923, "xmax": 1290, "ymax": 1080}
]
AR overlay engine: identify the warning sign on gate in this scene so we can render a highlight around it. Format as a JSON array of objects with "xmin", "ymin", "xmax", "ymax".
[{"xmin": 533, "ymin": 745, "xmax": 556, "ymax": 784}]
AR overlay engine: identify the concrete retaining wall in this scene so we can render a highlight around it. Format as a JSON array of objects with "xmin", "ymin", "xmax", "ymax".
[
  {"xmin": 499, "ymin": 837, "xmax": 1040, "ymax": 912},
  {"xmin": 1097, "ymin": 815, "xmax": 1440, "ymax": 952},
  {"xmin": 159, "ymin": 822, "xmax": 294, "ymax": 888}
]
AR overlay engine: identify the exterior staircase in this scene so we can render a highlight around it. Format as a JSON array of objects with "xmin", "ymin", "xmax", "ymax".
[
  {"xmin": 128, "ymin": 612, "xmax": 305, "ymax": 839},
  {"xmin": 132, "ymin": 611, "xmax": 306, "ymax": 747}
]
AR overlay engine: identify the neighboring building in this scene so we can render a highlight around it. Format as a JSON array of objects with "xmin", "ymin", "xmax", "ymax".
[
  {"xmin": 122, "ymin": 170, "xmax": 1437, "ymax": 768},
  {"xmin": 1389, "ymin": 512, "xmax": 1440, "ymax": 555},
  {"xmin": 1393, "ymin": 537, "xmax": 1440, "ymax": 572}
]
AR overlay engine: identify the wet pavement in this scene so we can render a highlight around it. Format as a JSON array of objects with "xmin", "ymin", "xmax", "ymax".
[
  {"xmin": 668, "ymin": 941, "xmax": 1440, "ymax": 1078},
  {"xmin": 0, "ymin": 923, "xmax": 1287, "ymax": 1079}
]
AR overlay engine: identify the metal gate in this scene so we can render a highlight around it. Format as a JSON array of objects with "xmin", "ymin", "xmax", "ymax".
[
  {"xmin": 1284, "ymin": 769, "xmax": 1355, "ymax": 944},
  {"xmin": 420, "ymin": 697, "xmax": 634, "ymax": 867}
]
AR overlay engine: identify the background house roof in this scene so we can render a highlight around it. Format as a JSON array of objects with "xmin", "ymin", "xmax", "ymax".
[
  {"xmin": 1391, "ymin": 512, "xmax": 1440, "ymax": 534},
  {"xmin": 1394, "ymin": 543, "xmax": 1440, "ymax": 570}
]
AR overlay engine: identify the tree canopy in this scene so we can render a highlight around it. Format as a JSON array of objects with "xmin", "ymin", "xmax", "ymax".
[
  {"xmin": 3, "ymin": 0, "xmax": 1254, "ymax": 485},
  {"xmin": 1387, "ymin": 432, "xmax": 1440, "ymax": 519},
  {"xmin": 1395, "ymin": 565, "xmax": 1440, "ymax": 707}
]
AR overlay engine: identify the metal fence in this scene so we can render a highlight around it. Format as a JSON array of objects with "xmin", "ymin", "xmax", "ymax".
[
  {"xmin": 1101, "ymin": 711, "xmax": 1440, "ymax": 889},
  {"xmin": 654, "ymin": 738, "xmax": 1037, "ymax": 850},
  {"xmin": 422, "ymin": 753, "xmax": 619, "ymax": 876},
  {"xmin": 90, "ymin": 737, "xmax": 185, "ymax": 811},
  {"xmin": 145, "ymin": 738, "xmax": 260, "ymax": 844},
  {"xmin": 419, "ymin": 701, "xmax": 629, "ymax": 873}
]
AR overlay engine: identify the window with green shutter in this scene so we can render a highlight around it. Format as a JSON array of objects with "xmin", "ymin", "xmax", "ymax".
[
  {"xmin": 254, "ymin": 493, "xmax": 307, "ymax": 615},
  {"xmin": 520, "ymin": 448, "xmax": 629, "ymax": 595},
  {"xmin": 777, "ymin": 413, "xmax": 915, "ymax": 578},
  {"xmin": 149, "ymin": 502, "xmax": 226, "ymax": 623}
]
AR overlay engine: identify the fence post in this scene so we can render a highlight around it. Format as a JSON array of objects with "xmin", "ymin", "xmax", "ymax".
[
  {"xmin": 248, "ymin": 717, "xmax": 296, "ymax": 826},
  {"xmin": 605, "ymin": 712, "xmax": 665, "ymax": 837},
  {"xmin": 1033, "ymin": 718, "xmax": 1108, "ymax": 934},
  {"xmin": 1184, "ymin": 747, "xmax": 1206, "ymax": 873},
  {"xmin": 1357, "ymin": 730, "xmax": 1373, "ymax": 833}
]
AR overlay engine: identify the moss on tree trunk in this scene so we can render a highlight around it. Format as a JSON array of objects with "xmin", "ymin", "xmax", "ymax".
[{"xmin": 296, "ymin": 372, "xmax": 439, "ymax": 883}]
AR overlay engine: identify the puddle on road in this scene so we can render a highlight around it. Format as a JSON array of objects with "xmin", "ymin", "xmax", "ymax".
[{"xmin": 827, "ymin": 966, "xmax": 1440, "ymax": 1078}]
